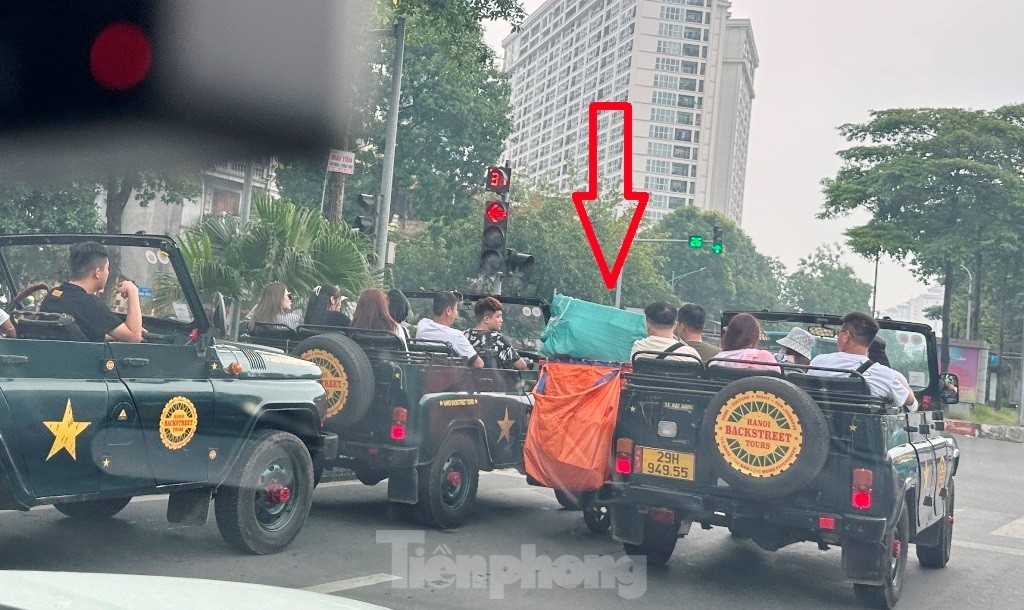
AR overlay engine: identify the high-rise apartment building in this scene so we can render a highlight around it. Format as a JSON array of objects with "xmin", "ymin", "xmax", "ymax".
[{"xmin": 501, "ymin": 0, "xmax": 757, "ymax": 225}]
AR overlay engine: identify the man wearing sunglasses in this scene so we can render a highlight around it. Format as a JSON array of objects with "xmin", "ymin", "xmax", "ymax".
[{"xmin": 808, "ymin": 312, "xmax": 917, "ymax": 411}]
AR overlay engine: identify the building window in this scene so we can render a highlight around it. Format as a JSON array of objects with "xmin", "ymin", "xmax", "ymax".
[
  {"xmin": 648, "ymin": 142, "xmax": 673, "ymax": 157},
  {"xmin": 654, "ymin": 57, "xmax": 679, "ymax": 72},
  {"xmin": 680, "ymin": 78, "xmax": 698, "ymax": 91},
  {"xmin": 652, "ymin": 91, "xmax": 677, "ymax": 106},
  {"xmin": 684, "ymin": 26, "xmax": 702, "ymax": 40},
  {"xmin": 690, "ymin": 181, "xmax": 697, "ymax": 194},
  {"xmin": 674, "ymin": 128, "xmax": 692, "ymax": 142},
  {"xmin": 616, "ymin": 57, "xmax": 631, "ymax": 74},
  {"xmin": 673, "ymin": 145, "xmax": 691, "ymax": 159},
  {"xmin": 651, "ymin": 108, "xmax": 676, "ymax": 123},
  {"xmin": 683, "ymin": 44, "xmax": 701, "ymax": 57},
  {"xmin": 682, "ymin": 61, "xmax": 698, "ymax": 74},
  {"xmin": 654, "ymin": 74, "xmax": 679, "ymax": 89},
  {"xmin": 614, "ymin": 74, "xmax": 630, "ymax": 89},
  {"xmin": 660, "ymin": 7, "xmax": 682, "ymax": 20},
  {"xmin": 677, "ymin": 111, "xmax": 693, "ymax": 124},
  {"xmin": 656, "ymin": 41, "xmax": 682, "ymax": 56},
  {"xmin": 678, "ymin": 95, "xmax": 696, "ymax": 108},
  {"xmin": 685, "ymin": 10, "xmax": 703, "ymax": 23},
  {"xmin": 670, "ymin": 180, "xmax": 687, "ymax": 193},
  {"xmin": 644, "ymin": 177, "xmax": 669, "ymax": 191},
  {"xmin": 650, "ymin": 194, "xmax": 669, "ymax": 208},
  {"xmin": 649, "ymin": 125, "xmax": 674, "ymax": 140},
  {"xmin": 658, "ymin": 24, "xmax": 686, "ymax": 39},
  {"xmin": 671, "ymin": 163, "xmax": 689, "ymax": 176},
  {"xmin": 646, "ymin": 159, "xmax": 671, "ymax": 174}
]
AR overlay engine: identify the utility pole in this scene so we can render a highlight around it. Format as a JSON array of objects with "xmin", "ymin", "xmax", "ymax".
[
  {"xmin": 961, "ymin": 264, "xmax": 973, "ymax": 341},
  {"xmin": 231, "ymin": 160, "xmax": 256, "ymax": 339},
  {"xmin": 613, "ymin": 238, "xmax": 704, "ymax": 308},
  {"xmin": 871, "ymin": 250, "xmax": 880, "ymax": 316},
  {"xmin": 374, "ymin": 16, "xmax": 406, "ymax": 271}
]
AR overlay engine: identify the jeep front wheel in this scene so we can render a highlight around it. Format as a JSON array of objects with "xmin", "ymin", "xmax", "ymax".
[
  {"xmin": 53, "ymin": 497, "xmax": 132, "ymax": 520},
  {"xmin": 853, "ymin": 503, "xmax": 909, "ymax": 609},
  {"xmin": 415, "ymin": 433, "xmax": 479, "ymax": 529},
  {"xmin": 215, "ymin": 429, "xmax": 314, "ymax": 555}
]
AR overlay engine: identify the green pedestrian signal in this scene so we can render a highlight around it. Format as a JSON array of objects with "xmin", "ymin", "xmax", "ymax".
[{"xmin": 688, "ymin": 235, "xmax": 703, "ymax": 249}]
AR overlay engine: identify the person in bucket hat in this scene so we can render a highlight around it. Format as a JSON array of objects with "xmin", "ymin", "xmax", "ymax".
[{"xmin": 776, "ymin": 327, "xmax": 815, "ymax": 365}]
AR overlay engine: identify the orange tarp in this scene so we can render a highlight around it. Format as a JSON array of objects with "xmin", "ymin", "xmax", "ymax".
[{"xmin": 524, "ymin": 362, "xmax": 624, "ymax": 493}]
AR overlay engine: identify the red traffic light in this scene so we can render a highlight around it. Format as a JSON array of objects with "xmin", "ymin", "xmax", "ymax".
[
  {"xmin": 485, "ymin": 202, "xmax": 508, "ymax": 224},
  {"xmin": 485, "ymin": 166, "xmax": 511, "ymax": 193},
  {"xmin": 90, "ymin": 22, "xmax": 153, "ymax": 92}
]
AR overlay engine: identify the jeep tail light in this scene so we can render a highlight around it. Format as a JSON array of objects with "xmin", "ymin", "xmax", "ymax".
[
  {"xmin": 615, "ymin": 438, "xmax": 634, "ymax": 475},
  {"xmin": 649, "ymin": 507, "xmax": 675, "ymax": 525},
  {"xmin": 819, "ymin": 516, "xmax": 836, "ymax": 530},
  {"xmin": 390, "ymin": 407, "xmax": 407, "ymax": 441},
  {"xmin": 851, "ymin": 468, "xmax": 873, "ymax": 510}
]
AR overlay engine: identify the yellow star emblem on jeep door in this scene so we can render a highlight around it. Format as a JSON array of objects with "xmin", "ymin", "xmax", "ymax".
[
  {"xmin": 43, "ymin": 400, "xmax": 90, "ymax": 461},
  {"xmin": 497, "ymin": 408, "xmax": 515, "ymax": 443}
]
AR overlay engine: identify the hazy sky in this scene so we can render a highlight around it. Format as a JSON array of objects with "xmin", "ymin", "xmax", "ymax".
[{"xmin": 483, "ymin": 0, "xmax": 1024, "ymax": 310}]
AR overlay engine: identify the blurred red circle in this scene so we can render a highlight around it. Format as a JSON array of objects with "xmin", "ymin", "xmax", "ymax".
[{"xmin": 90, "ymin": 22, "xmax": 152, "ymax": 92}]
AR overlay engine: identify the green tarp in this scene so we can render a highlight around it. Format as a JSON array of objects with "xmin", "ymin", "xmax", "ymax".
[{"xmin": 538, "ymin": 294, "xmax": 646, "ymax": 362}]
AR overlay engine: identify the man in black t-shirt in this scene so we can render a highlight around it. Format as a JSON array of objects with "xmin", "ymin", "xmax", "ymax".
[
  {"xmin": 464, "ymin": 296, "xmax": 526, "ymax": 370},
  {"xmin": 40, "ymin": 242, "xmax": 143, "ymax": 342}
]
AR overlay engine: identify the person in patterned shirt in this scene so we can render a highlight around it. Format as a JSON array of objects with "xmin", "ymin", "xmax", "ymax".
[{"xmin": 464, "ymin": 296, "xmax": 527, "ymax": 370}]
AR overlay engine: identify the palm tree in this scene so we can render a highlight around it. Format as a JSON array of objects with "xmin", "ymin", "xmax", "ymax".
[{"xmin": 153, "ymin": 193, "xmax": 377, "ymax": 316}]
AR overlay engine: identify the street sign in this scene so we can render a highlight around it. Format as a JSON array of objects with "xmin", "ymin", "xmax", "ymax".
[
  {"xmin": 138, "ymin": 287, "xmax": 152, "ymax": 298},
  {"xmin": 327, "ymin": 150, "xmax": 355, "ymax": 174}
]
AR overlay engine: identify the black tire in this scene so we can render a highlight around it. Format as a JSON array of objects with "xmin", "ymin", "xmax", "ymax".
[
  {"xmin": 53, "ymin": 497, "xmax": 132, "ymax": 520},
  {"xmin": 854, "ymin": 503, "xmax": 909, "ymax": 609},
  {"xmin": 293, "ymin": 333, "xmax": 375, "ymax": 427},
  {"xmin": 415, "ymin": 433, "xmax": 479, "ymax": 529},
  {"xmin": 215, "ymin": 429, "xmax": 314, "ymax": 555},
  {"xmin": 701, "ymin": 376, "xmax": 829, "ymax": 499},
  {"xmin": 623, "ymin": 518, "xmax": 679, "ymax": 567},
  {"xmin": 582, "ymin": 493, "xmax": 611, "ymax": 533},
  {"xmin": 917, "ymin": 479, "xmax": 954, "ymax": 568},
  {"xmin": 354, "ymin": 466, "xmax": 388, "ymax": 486},
  {"xmin": 554, "ymin": 489, "xmax": 584, "ymax": 511}
]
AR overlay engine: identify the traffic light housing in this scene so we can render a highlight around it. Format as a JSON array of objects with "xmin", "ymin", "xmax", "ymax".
[
  {"xmin": 506, "ymin": 249, "xmax": 534, "ymax": 273},
  {"xmin": 712, "ymin": 225, "xmax": 724, "ymax": 255},
  {"xmin": 485, "ymin": 166, "xmax": 512, "ymax": 194},
  {"xmin": 351, "ymin": 193, "xmax": 378, "ymax": 235},
  {"xmin": 480, "ymin": 200, "xmax": 508, "ymax": 272}
]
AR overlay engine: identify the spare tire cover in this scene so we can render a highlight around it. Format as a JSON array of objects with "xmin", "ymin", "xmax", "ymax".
[
  {"xmin": 293, "ymin": 333, "xmax": 376, "ymax": 428},
  {"xmin": 701, "ymin": 376, "xmax": 830, "ymax": 499}
]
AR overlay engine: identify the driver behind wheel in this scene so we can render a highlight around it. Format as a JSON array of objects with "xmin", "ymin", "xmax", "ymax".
[{"xmin": 39, "ymin": 242, "xmax": 143, "ymax": 343}]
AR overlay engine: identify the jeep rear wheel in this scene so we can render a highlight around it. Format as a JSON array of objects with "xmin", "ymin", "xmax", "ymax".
[
  {"xmin": 53, "ymin": 497, "xmax": 132, "ymax": 520},
  {"xmin": 854, "ymin": 503, "xmax": 909, "ymax": 609},
  {"xmin": 623, "ymin": 517, "xmax": 679, "ymax": 567},
  {"xmin": 554, "ymin": 489, "xmax": 584, "ymax": 511},
  {"xmin": 293, "ymin": 333, "xmax": 375, "ymax": 428},
  {"xmin": 415, "ymin": 433, "xmax": 479, "ymax": 529},
  {"xmin": 701, "ymin": 376, "xmax": 829, "ymax": 499},
  {"xmin": 917, "ymin": 478, "xmax": 954, "ymax": 568},
  {"xmin": 215, "ymin": 429, "xmax": 314, "ymax": 555}
]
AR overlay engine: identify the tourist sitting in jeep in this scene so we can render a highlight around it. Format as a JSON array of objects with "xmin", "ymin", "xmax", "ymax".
[
  {"xmin": 630, "ymin": 301, "xmax": 700, "ymax": 362},
  {"xmin": 416, "ymin": 291, "xmax": 483, "ymax": 367},
  {"xmin": 465, "ymin": 296, "xmax": 527, "ymax": 370},
  {"xmin": 708, "ymin": 312, "xmax": 778, "ymax": 370},
  {"xmin": 809, "ymin": 312, "xmax": 917, "ymax": 411}
]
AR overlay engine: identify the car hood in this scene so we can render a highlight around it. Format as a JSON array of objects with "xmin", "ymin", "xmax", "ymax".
[
  {"xmin": 213, "ymin": 345, "xmax": 322, "ymax": 380},
  {"xmin": 0, "ymin": 571, "xmax": 390, "ymax": 610}
]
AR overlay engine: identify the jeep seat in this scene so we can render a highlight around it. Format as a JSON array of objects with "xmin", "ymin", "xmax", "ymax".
[
  {"xmin": 14, "ymin": 312, "xmax": 89, "ymax": 342},
  {"xmin": 249, "ymin": 322, "xmax": 299, "ymax": 341},
  {"xmin": 705, "ymin": 364, "xmax": 783, "ymax": 382},
  {"xmin": 786, "ymin": 372, "xmax": 872, "ymax": 397}
]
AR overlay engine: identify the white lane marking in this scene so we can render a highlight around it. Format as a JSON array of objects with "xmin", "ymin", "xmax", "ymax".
[
  {"xmin": 303, "ymin": 573, "xmax": 400, "ymax": 594},
  {"xmin": 990, "ymin": 515, "xmax": 1024, "ymax": 539},
  {"xmin": 952, "ymin": 540, "xmax": 1024, "ymax": 557}
]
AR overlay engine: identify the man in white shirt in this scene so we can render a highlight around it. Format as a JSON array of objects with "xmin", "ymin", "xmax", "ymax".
[
  {"xmin": 415, "ymin": 292, "xmax": 483, "ymax": 368},
  {"xmin": 631, "ymin": 301, "xmax": 700, "ymax": 362},
  {"xmin": 0, "ymin": 308, "xmax": 15, "ymax": 338},
  {"xmin": 809, "ymin": 312, "xmax": 917, "ymax": 411}
]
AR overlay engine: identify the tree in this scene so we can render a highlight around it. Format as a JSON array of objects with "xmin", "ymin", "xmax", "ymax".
[
  {"xmin": 0, "ymin": 182, "xmax": 102, "ymax": 235},
  {"xmin": 653, "ymin": 206, "xmax": 788, "ymax": 320},
  {"xmin": 102, "ymin": 171, "xmax": 202, "ymax": 234},
  {"xmin": 786, "ymin": 245, "xmax": 872, "ymax": 315},
  {"xmin": 278, "ymin": 0, "xmax": 517, "ymax": 225},
  {"xmin": 820, "ymin": 106, "xmax": 1024, "ymax": 370},
  {"xmin": 158, "ymin": 193, "xmax": 377, "ymax": 313}
]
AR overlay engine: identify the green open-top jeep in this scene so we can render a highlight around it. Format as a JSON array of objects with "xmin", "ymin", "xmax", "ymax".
[
  {"xmin": 604, "ymin": 311, "xmax": 960, "ymax": 608},
  {"xmin": 243, "ymin": 290, "xmax": 547, "ymax": 529},
  {"xmin": 0, "ymin": 234, "xmax": 333, "ymax": 555}
]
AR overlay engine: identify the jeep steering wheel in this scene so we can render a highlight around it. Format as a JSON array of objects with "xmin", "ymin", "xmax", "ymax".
[{"xmin": 10, "ymin": 283, "xmax": 49, "ymax": 311}]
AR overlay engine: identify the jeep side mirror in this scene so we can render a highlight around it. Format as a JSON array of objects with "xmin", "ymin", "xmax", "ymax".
[
  {"xmin": 939, "ymin": 373, "xmax": 959, "ymax": 404},
  {"xmin": 212, "ymin": 292, "xmax": 227, "ymax": 339}
]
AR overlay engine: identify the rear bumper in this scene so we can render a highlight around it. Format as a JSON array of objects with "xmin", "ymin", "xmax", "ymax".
[
  {"xmin": 603, "ymin": 481, "xmax": 887, "ymax": 545},
  {"xmin": 337, "ymin": 440, "xmax": 420, "ymax": 469}
]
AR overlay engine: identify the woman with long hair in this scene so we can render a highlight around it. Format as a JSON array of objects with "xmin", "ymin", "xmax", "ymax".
[
  {"xmin": 709, "ymin": 312, "xmax": 779, "ymax": 370},
  {"xmin": 351, "ymin": 288, "xmax": 406, "ymax": 347},
  {"xmin": 304, "ymin": 284, "xmax": 350, "ymax": 327},
  {"xmin": 248, "ymin": 281, "xmax": 301, "ymax": 332}
]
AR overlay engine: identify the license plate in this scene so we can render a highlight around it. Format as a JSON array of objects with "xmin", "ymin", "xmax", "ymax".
[{"xmin": 640, "ymin": 447, "xmax": 695, "ymax": 481}]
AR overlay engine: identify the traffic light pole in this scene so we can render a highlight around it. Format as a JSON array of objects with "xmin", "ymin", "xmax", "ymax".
[{"xmin": 374, "ymin": 17, "xmax": 406, "ymax": 271}]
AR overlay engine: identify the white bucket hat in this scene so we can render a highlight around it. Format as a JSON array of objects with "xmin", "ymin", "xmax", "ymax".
[{"xmin": 777, "ymin": 327, "xmax": 815, "ymax": 361}]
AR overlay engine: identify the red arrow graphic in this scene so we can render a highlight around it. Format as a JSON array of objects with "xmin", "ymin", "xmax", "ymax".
[{"xmin": 572, "ymin": 101, "xmax": 649, "ymax": 290}]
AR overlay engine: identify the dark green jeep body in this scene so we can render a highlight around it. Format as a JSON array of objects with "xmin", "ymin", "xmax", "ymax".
[
  {"xmin": 605, "ymin": 311, "xmax": 960, "ymax": 608},
  {"xmin": 0, "ymin": 234, "xmax": 331, "ymax": 554}
]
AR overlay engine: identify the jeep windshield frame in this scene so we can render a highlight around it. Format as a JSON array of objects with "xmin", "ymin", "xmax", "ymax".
[
  {"xmin": 723, "ymin": 310, "xmax": 940, "ymax": 399},
  {"xmin": 0, "ymin": 233, "xmax": 210, "ymax": 334}
]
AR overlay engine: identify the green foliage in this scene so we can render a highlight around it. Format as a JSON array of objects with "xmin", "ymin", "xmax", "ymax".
[
  {"xmin": 158, "ymin": 194, "xmax": 376, "ymax": 311},
  {"xmin": 0, "ymin": 182, "xmax": 102, "ymax": 235},
  {"xmin": 786, "ymin": 244, "xmax": 872, "ymax": 315}
]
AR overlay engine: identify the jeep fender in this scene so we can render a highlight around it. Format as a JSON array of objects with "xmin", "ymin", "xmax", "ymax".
[
  {"xmin": 425, "ymin": 421, "xmax": 490, "ymax": 468},
  {"xmin": 209, "ymin": 404, "xmax": 323, "ymax": 487}
]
